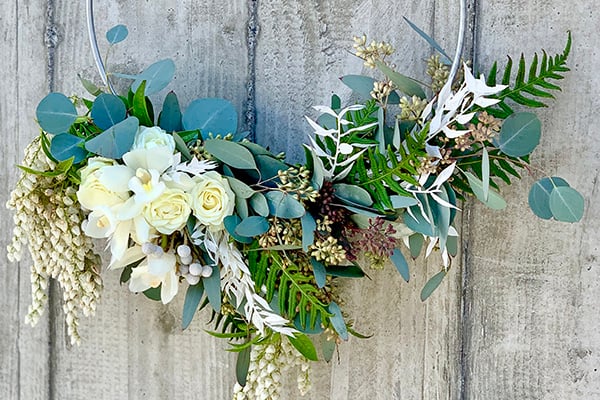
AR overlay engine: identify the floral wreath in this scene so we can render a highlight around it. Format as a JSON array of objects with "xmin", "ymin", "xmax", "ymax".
[{"xmin": 6, "ymin": 1, "xmax": 584, "ymax": 398}]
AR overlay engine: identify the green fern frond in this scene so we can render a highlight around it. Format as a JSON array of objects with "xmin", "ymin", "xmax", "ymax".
[{"xmin": 485, "ymin": 32, "xmax": 571, "ymax": 119}]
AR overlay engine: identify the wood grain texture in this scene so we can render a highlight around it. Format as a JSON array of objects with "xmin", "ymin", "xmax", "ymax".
[
  {"xmin": 0, "ymin": 1, "xmax": 51, "ymax": 400},
  {"xmin": 463, "ymin": 1, "xmax": 600, "ymax": 399}
]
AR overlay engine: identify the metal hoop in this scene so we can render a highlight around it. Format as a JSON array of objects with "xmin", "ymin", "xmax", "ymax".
[{"xmin": 85, "ymin": 0, "xmax": 466, "ymax": 95}]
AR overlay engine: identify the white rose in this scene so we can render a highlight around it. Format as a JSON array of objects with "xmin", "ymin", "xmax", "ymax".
[
  {"xmin": 144, "ymin": 188, "xmax": 191, "ymax": 234},
  {"xmin": 77, "ymin": 159, "xmax": 130, "ymax": 210},
  {"xmin": 190, "ymin": 171, "xmax": 235, "ymax": 231},
  {"xmin": 132, "ymin": 126, "xmax": 176, "ymax": 152}
]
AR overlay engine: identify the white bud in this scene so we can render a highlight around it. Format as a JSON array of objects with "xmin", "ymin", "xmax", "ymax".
[
  {"xmin": 185, "ymin": 274, "xmax": 200, "ymax": 285},
  {"xmin": 189, "ymin": 263, "xmax": 203, "ymax": 276},
  {"xmin": 201, "ymin": 266, "xmax": 213, "ymax": 278},
  {"xmin": 177, "ymin": 245, "xmax": 191, "ymax": 258}
]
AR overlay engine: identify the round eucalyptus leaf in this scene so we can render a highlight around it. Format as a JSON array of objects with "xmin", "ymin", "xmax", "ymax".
[
  {"xmin": 333, "ymin": 183, "xmax": 373, "ymax": 207},
  {"xmin": 84, "ymin": 116, "xmax": 139, "ymax": 159},
  {"xmin": 265, "ymin": 191, "xmax": 305, "ymax": 219},
  {"xmin": 36, "ymin": 93, "xmax": 78, "ymax": 134},
  {"xmin": 91, "ymin": 93, "xmax": 126, "ymax": 130},
  {"xmin": 50, "ymin": 133, "xmax": 86, "ymax": 163},
  {"xmin": 495, "ymin": 112, "xmax": 541, "ymax": 157},
  {"xmin": 106, "ymin": 24, "xmax": 128, "ymax": 44},
  {"xmin": 182, "ymin": 98, "xmax": 238, "ymax": 138},
  {"xmin": 528, "ymin": 177, "xmax": 569, "ymax": 219},
  {"xmin": 131, "ymin": 59, "xmax": 176, "ymax": 95},
  {"xmin": 549, "ymin": 186, "xmax": 584, "ymax": 223}
]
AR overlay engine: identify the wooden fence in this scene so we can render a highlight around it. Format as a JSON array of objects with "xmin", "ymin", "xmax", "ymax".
[{"xmin": 1, "ymin": 1, "xmax": 598, "ymax": 399}]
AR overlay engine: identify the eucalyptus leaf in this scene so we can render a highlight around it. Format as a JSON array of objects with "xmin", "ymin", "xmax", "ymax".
[
  {"xmin": 225, "ymin": 176, "xmax": 255, "ymax": 199},
  {"xmin": 265, "ymin": 191, "xmax": 305, "ymax": 219},
  {"xmin": 464, "ymin": 171, "xmax": 507, "ymax": 210},
  {"xmin": 256, "ymin": 155, "xmax": 289, "ymax": 181},
  {"xmin": 131, "ymin": 59, "xmax": 176, "ymax": 95},
  {"xmin": 182, "ymin": 282, "xmax": 204, "ymax": 330},
  {"xmin": 36, "ymin": 93, "xmax": 78, "ymax": 134},
  {"xmin": 482, "ymin": 147, "xmax": 490, "ymax": 201},
  {"xmin": 235, "ymin": 195, "xmax": 249, "ymax": 219},
  {"xmin": 340, "ymin": 75, "xmax": 400, "ymax": 104},
  {"xmin": 328, "ymin": 302, "xmax": 348, "ymax": 341},
  {"xmin": 390, "ymin": 195, "xmax": 418, "ymax": 209},
  {"xmin": 106, "ymin": 24, "xmax": 128, "ymax": 44},
  {"xmin": 408, "ymin": 234, "xmax": 424, "ymax": 259},
  {"xmin": 235, "ymin": 216, "xmax": 270, "ymax": 237},
  {"xmin": 321, "ymin": 336, "xmax": 336, "ymax": 363},
  {"xmin": 549, "ymin": 186, "xmax": 584, "ymax": 223},
  {"xmin": 50, "ymin": 133, "xmax": 86, "ymax": 163},
  {"xmin": 420, "ymin": 270, "xmax": 447, "ymax": 301},
  {"xmin": 158, "ymin": 91, "xmax": 183, "ymax": 132},
  {"xmin": 403, "ymin": 17, "xmax": 451, "ymax": 64},
  {"xmin": 249, "ymin": 192, "xmax": 269, "ymax": 217},
  {"xmin": 447, "ymin": 234, "xmax": 458, "ymax": 257},
  {"xmin": 84, "ymin": 116, "xmax": 139, "ymax": 159},
  {"xmin": 224, "ymin": 215, "xmax": 253, "ymax": 244},
  {"xmin": 91, "ymin": 93, "xmax": 126, "ymax": 130},
  {"xmin": 173, "ymin": 131, "xmax": 192, "ymax": 161},
  {"xmin": 333, "ymin": 183, "xmax": 373, "ymax": 207},
  {"xmin": 204, "ymin": 139, "xmax": 257, "ymax": 170},
  {"xmin": 390, "ymin": 249, "xmax": 410, "ymax": 282},
  {"xmin": 182, "ymin": 98, "xmax": 237, "ymax": 138},
  {"xmin": 528, "ymin": 177, "xmax": 569, "ymax": 220},
  {"xmin": 325, "ymin": 264, "xmax": 365, "ymax": 278},
  {"xmin": 78, "ymin": 74, "xmax": 102, "ymax": 96},
  {"xmin": 301, "ymin": 213, "xmax": 317, "ymax": 251},
  {"xmin": 288, "ymin": 334, "xmax": 319, "ymax": 362},
  {"xmin": 203, "ymin": 265, "xmax": 221, "ymax": 312},
  {"xmin": 495, "ymin": 112, "xmax": 541, "ymax": 157},
  {"xmin": 374, "ymin": 60, "xmax": 426, "ymax": 98},
  {"xmin": 310, "ymin": 258, "xmax": 327, "ymax": 289}
]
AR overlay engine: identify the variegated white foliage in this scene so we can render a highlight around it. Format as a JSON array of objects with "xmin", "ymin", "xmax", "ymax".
[
  {"xmin": 304, "ymin": 105, "xmax": 377, "ymax": 181},
  {"xmin": 202, "ymin": 230, "xmax": 297, "ymax": 336}
]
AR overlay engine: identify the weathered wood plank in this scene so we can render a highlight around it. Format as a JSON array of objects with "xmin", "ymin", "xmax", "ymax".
[
  {"xmin": 463, "ymin": 1, "xmax": 600, "ymax": 399},
  {"xmin": 255, "ymin": 2, "xmax": 465, "ymax": 399},
  {"xmin": 0, "ymin": 1, "xmax": 51, "ymax": 399}
]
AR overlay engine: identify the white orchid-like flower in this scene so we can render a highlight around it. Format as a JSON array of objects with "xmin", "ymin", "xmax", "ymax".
[{"xmin": 129, "ymin": 249, "xmax": 179, "ymax": 304}]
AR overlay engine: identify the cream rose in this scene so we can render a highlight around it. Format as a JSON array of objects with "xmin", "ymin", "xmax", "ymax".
[
  {"xmin": 77, "ymin": 158, "xmax": 130, "ymax": 211},
  {"xmin": 143, "ymin": 188, "xmax": 191, "ymax": 234},
  {"xmin": 132, "ymin": 126, "xmax": 176, "ymax": 152},
  {"xmin": 189, "ymin": 171, "xmax": 235, "ymax": 231}
]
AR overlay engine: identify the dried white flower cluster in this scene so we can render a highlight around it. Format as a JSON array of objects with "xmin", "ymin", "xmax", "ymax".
[
  {"xmin": 6, "ymin": 137, "xmax": 103, "ymax": 345},
  {"xmin": 232, "ymin": 336, "xmax": 311, "ymax": 400}
]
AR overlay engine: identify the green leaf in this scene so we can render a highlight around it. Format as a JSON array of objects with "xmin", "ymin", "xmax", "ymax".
[
  {"xmin": 173, "ymin": 131, "xmax": 192, "ymax": 161},
  {"xmin": 301, "ymin": 213, "xmax": 316, "ymax": 251},
  {"xmin": 225, "ymin": 176, "xmax": 255, "ymax": 199},
  {"xmin": 321, "ymin": 337, "xmax": 336, "ymax": 363},
  {"xmin": 528, "ymin": 177, "xmax": 569, "ymax": 219},
  {"xmin": 447, "ymin": 234, "xmax": 458, "ymax": 257},
  {"xmin": 182, "ymin": 283, "xmax": 204, "ymax": 330},
  {"xmin": 36, "ymin": 93, "xmax": 78, "ymax": 134},
  {"xmin": 91, "ymin": 93, "xmax": 126, "ymax": 130},
  {"xmin": 143, "ymin": 286, "xmax": 161, "ymax": 301},
  {"xmin": 132, "ymin": 81, "xmax": 153, "ymax": 126},
  {"xmin": 50, "ymin": 133, "xmax": 86, "ymax": 163},
  {"xmin": 235, "ymin": 216, "xmax": 270, "ymax": 237},
  {"xmin": 374, "ymin": 60, "xmax": 426, "ymax": 98},
  {"xmin": 204, "ymin": 139, "xmax": 257, "ymax": 170},
  {"xmin": 408, "ymin": 234, "xmax": 424, "ymax": 259},
  {"xmin": 328, "ymin": 301, "xmax": 348, "ymax": 341},
  {"xmin": 420, "ymin": 270, "xmax": 446, "ymax": 301},
  {"xmin": 202, "ymin": 265, "xmax": 221, "ymax": 312},
  {"xmin": 224, "ymin": 215, "xmax": 254, "ymax": 244},
  {"xmin": 265, "ymin": 191, "xmax": 305, "ymax": 219},
  {"xmin": 249, "ymin": 192, "xmax": 269, "ymax": 217},
  {"xmin": 495, "ymin": 112, "xmax": 541, "ymax": 157},
  {"xmin": 182, "ymin": 98, "xmax": 238, "ymax": 138},
  {"xmin": 390, "ymin": 249, "xmax": 409, "ymax": 282},
  {"xmin": 236, "ymin": 346, "xmax": 251, "ymax": 386},
  {"xmin": 294, "ymin": 312, "xmax": 324, "ymax": 334},
  {"xmin": 288, "ymin": 334, "xmax": 319, "ymax": 361},
  {"xmin": 464, "ymin": 171, "xmax": 507, "ymax": 210},
  {"xmin": 403, "ymin": 17, "xmax": 451, "ymax": 64},
  {"xmin": 158, "ymin": 91, "xmax": 183, "ymax": 132},
  {"xmin": 84, "ymin": 116, "xmax": 139, "ymax": 159},
  {"xmin": 390, "ymin": 195, "xmax": 418, "ymax": 209},
  {"xmin": 78, "ymin": 74, "xmax": 102, "ymax": 96},
  {"xmin": 333, "ymin": 183, "xmax": 373, "ymax": 207},
  {"xmin": 256, "ymin": 155, "xmax": 289, "ymax": 181},
  {"xmin": 106, "ymin": 24, "xmax": 128, "ymax": 44},
  {"xmin": 549, "ymin": 186, "xmax": 584, "ymax": 223},
  {"xmin": 482, "ymin": 147, "xmax": 490, "ymax": 201},
  {"xmin": 310, "ymin": 258, "xmax": 327, "ymax": 289},
  {"xmin": 340, "ymin": 75, "xmax": 400, "ymax": 104},
  {"xmin": 131, "ymin": 59, "xmax": 176, "ymax": 95}
]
